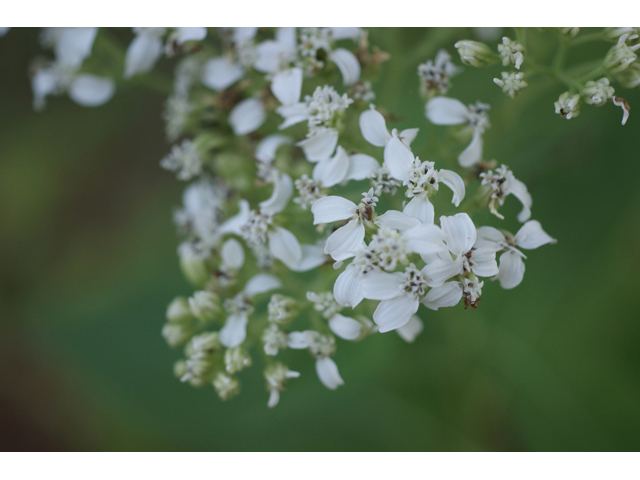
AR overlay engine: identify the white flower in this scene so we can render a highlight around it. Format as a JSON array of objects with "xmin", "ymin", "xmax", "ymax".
[
  {"xmin": 583, "ymin": 78, "xmax": 614, "ymax": 106},
  {"xmin": 479, "ymin": 165, "xmax": 532, "ymax": 222},
  {"xmin": 475, "ymin": 220, "xmax": 556, "ymax": 289},
  {"xmin": 297, "ymin": 28, "xmax": 361, "ymax": 85},
  {"xmin": 287, "ymin": 330, "xmax": 344, "ymax": 389},
  {"xmin": 554, "ymin": 92, "xmax": 581, "ymax": 120},
  {"xmin": 255, "ymin": 134, "xmax": 293, "ymax": 163},
  {"xmin": 160, "ymin": 139, "xmax": 203, "ymax": 181},
  {"xmin": 311, "ymin": 146, "xmax": 379, "ymax": 188},
  {"xmin": 361, "ymin": 264, "xmax": 429, "ymax": 333},
  {"xmin": 421, "ymin": 213, "xmax": 499, "ymax": 287},
  {"xmin": 417, "ymin": 49, "xmax": 462, "ymax": 95},
  {"xmin": 497, "ymin": 37, "xmax": 524, "ymax": 69},
  {"xmin": 493, "ymin": 72, "xmax": 527, "ymax": 98},
  {"xmin": 219, "ymin": 273, "xmax": 282, "ymax": 348},
  {"xmin": 264, "ymin": 362, "xmax": 300, "ymax": 408},
  {"xmin": 425, "ymin": 97, "xmax": 490, "ymax": 167},
  {"xmin": 31, "ymin": 28, "xmax": 115, "ymax": 110},
  {"xmin": 311, "ymin": 189, "xmax": 378, "ymax": 261},
  {"xmin": 359, "ymin": 104, "xmax": 418, "ymax": 152}
]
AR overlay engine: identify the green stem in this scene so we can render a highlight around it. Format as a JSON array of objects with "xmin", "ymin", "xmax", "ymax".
[{"xmin": 570, "ymin": 31, "xmax": 605, "ymax": 46}]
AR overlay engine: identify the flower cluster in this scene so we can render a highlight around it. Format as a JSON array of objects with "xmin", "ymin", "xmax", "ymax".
[{"xmin": 20, "ymin": 27, "xmax": 561, "ymax": 409}]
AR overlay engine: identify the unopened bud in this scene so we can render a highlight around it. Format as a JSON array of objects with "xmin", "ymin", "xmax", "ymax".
[
  {"xmin": 454, "ymin": 40, "xmax": 497, "ymax": 67},
  {"xmin": 554, "ymin": 92, "xmax": 581, "ymax": 120},
  {"xmin": 558, "ymin": 27, "xmax": 580, "ymax": 37},
  {"xmin": 188, "ymin": 290, "xmax": 221, "ymax": 322},
  {"xmin": 493, "ymin": 72, "xmax": 528, "ymax": 98},
  {"xmin": 267, "ymin": 294, "xmax": 298, "ymax": 324},
  {"xmin": 604, "ymin": 37, "xmax": 640, "ymax": 74},
  {"xmin": 162, "ymin": 322, "xmax": 197, "ymax": 348},
  {"xmin": 224, "ymin": 347, "xmax": 252, "ymax": 374},
  {"xmin": 166, "ymin": 296, "xmax": 194, "ymax": 324},
  {"xmin": 498, "ymin": 37, "xmax": 524, "ymax": 69},
  {"xmin": 178, "ymin": 242, "xmax": 211, "ymax": 286},
  {"xmin": 582, "ymin": 78, "xmax": 615, "ymax": 106},
  {"xmin": 616, "ymin": 62, "xmax": 640, "ymax": 89},
  {"xmin": 213, "ymin": 372, "xmax": 240, "ymax": 400}
]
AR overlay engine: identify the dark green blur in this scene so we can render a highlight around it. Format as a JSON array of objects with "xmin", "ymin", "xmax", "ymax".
[{"xmin": 1, "ymin": 28, "xmax": 639, "ymax": 451}]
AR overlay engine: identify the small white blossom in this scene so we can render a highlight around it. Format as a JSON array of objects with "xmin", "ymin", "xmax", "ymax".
[
  {"xmin": 497, "ymin": 37, "xmax": 524, "ymax": 69},
  {"xmin": 554, "ymin": 92, "xmax": 581, "ymax": 120},
  {"xmin": 493, "ymin": 72, "xmax": 528, "ymax": 98},
  {"xmin": 264, "ymin": 362, "xmax": 300, "ymax": 408},
  {"xmin": 583, "ymin": 78, "xmax": 615, "ymax": 106},
  {"xmin": 417, "ymin": 49, "xmax": 462, "ymax": 95},
  {"xmin": 480, "ymin": 165, "xmax": 532, "ymax": 222},
  {"xmin": 160, "ymin": 140, "xmax": 203, "ymax": 181},
  {"xmin": 306, "ymin": 291, "xmax": 342, "ymax": 319}
]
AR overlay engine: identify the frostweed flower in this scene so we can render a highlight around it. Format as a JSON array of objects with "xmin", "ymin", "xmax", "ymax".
[
  {"xmin": 582, "ymin": 78, "xmax": 615, "ymax": 106},
  {"xmin": 425, "ymin": 97, "xmax": 491, "ymax": 167},
  {"xmin": 23, "ymin": 26, "xmax": 576, "ymax": 406}
]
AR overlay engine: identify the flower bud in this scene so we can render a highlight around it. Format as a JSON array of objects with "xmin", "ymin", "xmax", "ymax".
[
  {"xmin": 213, "ymin": 372, "xmax": 240, "ymax": 400},
  {"xmin": 166, "ymin": 296, "xmax": 194, "ymax": 324},
  {"xmin": 178, "ymin": 242, "xmax": 211, "ymax": 286},
  {"xmin": 173, "ymin": 360, "xmax": 188, "ymax": 379},
  {"xmin": 224, "ymin": 347, "xmax": 252, "ymax": 374},
  {"xmin": 493, "ymin": 72, "xmax": 528, "ymax": 98},
  {"xmin": 454, "ymin": 40, "xmax": 497, "ymax": 67},
  {"xmin": 615, "ymin": 62, "xmax": 640, "ymax": 89},
  {"xmin": 497, "ymin": 37, "xmax": 524, "ymax": 69},
  {"xmin": 554, "ymin": 92, "xmax": 581, "ymax": 120},
  {"xmin": 188, "ymin": 290, "xmax": 221, "ymax": 322},
  {"xmin": 162, "ymin": 323, "xmax": 198, "ymax": 348},
  {"xmin": 262, "ymin": 324, "xmax": 289, "ymax": 356},
  {"xmin": 186, "ymin": 331, "xmax": 222, "ymax": 358},
  {"xmin": 603, "ymin": 28, "xmax": 639, "ymax": 43},
  {"xmin": 582, "ymin": 78, "xmax": 614, "ymax": 106},
  {"xmin": 267, "ymin": 294, "xmax": 298, "ymax": 324},
  {"xmin": 604, "ymin": 38, "xmax": 640, "ymax": 74}
]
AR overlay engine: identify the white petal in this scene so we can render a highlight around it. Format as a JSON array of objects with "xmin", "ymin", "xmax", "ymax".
[
  {"xmin": 324, "ymin": 220, "xmax": 365, "ymax": 261},
  {"xmin": 276, "ymin": 102, "xmax": 308, "ymax": 130},
  {"xmin": 404, "ymin": 224, "xmax": 448, "ymax": 256},
  {"xmin": 275, "ymin": 27, "xmax": 297, "ymax": 49},
  {"xmin": 271, "ymin": 67, "xmax": 303, "ymax": 106},
  {"xmin": 359, "ymin": 107, "xmax": 391, "ymax": 147},
  {"xmin": 422, "ymin": 282, "xmax": 463, "ymax": 310},
  {"xmin": 361, "ymin": 271, "xmax": 404, "ymax": 300},
  {"xmin": 437, "ymin": 169, "xmax": 466, "ymax": 206},
  {"xmin": 373, "ymin": 295, "xmax": 420, "ymax": 333},
  {"xmin": 287, "ymin": 331, "xmax": 309, "ymax": 349},
  {"xmin": 496, "ymin": 250, "xmax": 525, "ymax": 289},
  {"xmin": 423, "ymin": 256, "xmax": 464, "ymax": 287},
  {"xmin": 217, "ymin": 200, "xmax": 251, "ymax": 236},
  {"xmin": 229, "ymin": 98, "xmax": 266, "ymax": 135},
  {"xmin": 268, "ymin": 227, "xmax": 303, "ymax": 268},
  {"xmin": 345, "ymin": 154, "xmax": 379, "ymax": 181},
  {"xmin": 613, "ymin": 96, "xmax": 630, "ymax": 125},
  {"xmin": 425, "ymin": 97, "xmax": 469, "ymax": 125},
  {"xmin": 474, "ymin": 226, "xmax": 505, "ymax": 250},
  {"xmin": 329, "ymin": 48, "xmax": 361, "ymax": 85},
  {"xmin": 504, "ymin": 178, "xmax": 532, "ymax": 222},
  {"xmin": 259, "ymin": 172, "xmax": 293, "ymax": 215},
  {"xmin": 202, "ymin": 57, "xmax": 244, "ymax": 91},
  {"xmin": 56, "ymin": 27, "xmax": 97, "ymax": 68},
  {"xmin": 221, "ymin": 238, "xmax": 245, "ymax": 270},
  {"xmin": 316, "ymin": 357, "xmax": 344, "ymax": 390},
  {"xmin": 458, "ymin": 128, "xmax": 483, "ymax": 167},
  {"xmin": 254, "ymin": 40, "xmax": 296, "ymax": 73},
  {"xmin": 219, "ymin": 313, "xmax": 248, "ymax": 348},
  {"xmin": 255, "ymin": 134, "xmax": 293, "ymax": 163},
  {"xmin": 288, "ymin": 244, "xmax": 327, "ymax": 272},
  {"xmin": 376, "ymin": 210, "xmax": 420, "ymax": 232},
  {"xmin": 175, "ymin": 27, "xmax": 207, "ymax": 44},
  {"xmin": 384, "ymin": 131, "xmax": 415, "ymax": 180},
  {"xmin": 470, "ymin": 247, "xmax": 499, "ymax": 278},
  {"xmin": 68, "ymin": 75, "xmax": 115, "ymax": 107},
  {"xmin": 334, "ymin": 264, "xmax": 364, "ymax": 308},
  {"xmin": 515, "ymin": 220, "xmax": 557, "ymax": 250},
  {"xmin": 244, "ymin": 273, "xmax": 282, "ymax": 296},
  {"xmin": 329, "ymin": 314, "xmax": 362, "ymax": 341},
  {"xmin": 267, "ymin": 389, "xmax": 280, "ymax": 408},
  {"xmin": 124, "ymin": 33, "xmax": 163, "ymax": 78},
  {"xmin": 400, "ymin": 128, "xmax": 419, "ymax": 147},
  {"xmin": 440, "ymin": 213, "xmax": 477, "ymax": 255},
  {"xmin": 296, "ymin": 128, "xmax": 338, "ymax": 162},
  {"xmin": 403, "ymin": 196, "xmax": 435, "ymax": 224},
  {"xmin": 311, "ymin": 196, "xmax": 356, "ymax": 224},
  {"xmin": 396, "ymin": 315, "xmax": 424, "ymax": 342},
  {"xmin": 312, "ymin": 146, "xmax": 350, "ymax": 187}
]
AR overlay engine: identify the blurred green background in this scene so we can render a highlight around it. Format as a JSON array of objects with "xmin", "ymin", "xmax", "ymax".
[{"xmin": 1, "ymin": 28, "xmax": 639, "ymax": 452}]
